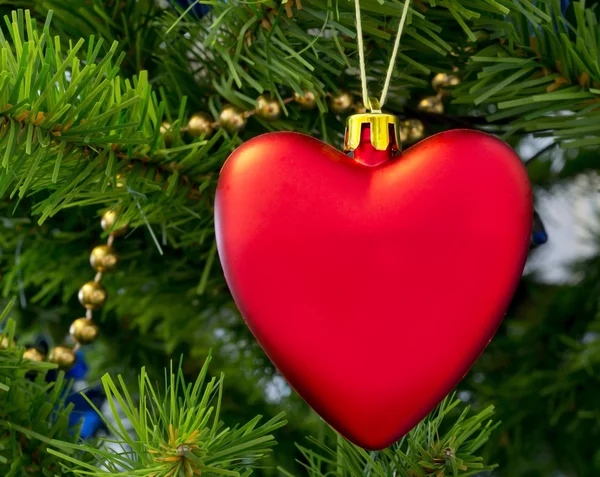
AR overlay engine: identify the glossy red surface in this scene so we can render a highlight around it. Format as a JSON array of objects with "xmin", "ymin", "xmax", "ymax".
[{"xmin": 215, "ymin": 129, "xmax": 532, "ymax": 450}]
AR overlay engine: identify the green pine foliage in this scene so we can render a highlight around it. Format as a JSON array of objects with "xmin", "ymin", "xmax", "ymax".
[
  {"xmin": 0, "ymin": 300, "xmax": 87, "ymax": 476},
  {"xmin": 283, "ymin": 396, "xmax": 498, "ymax": 477},
  {"xmin": 49, "ymin": 354, "xmax": 287, "ymax": 476}
]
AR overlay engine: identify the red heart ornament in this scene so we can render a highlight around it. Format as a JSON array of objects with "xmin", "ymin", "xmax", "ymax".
[{"xmin": 215, "ymin": 129, "xmax": 532, "ymax": 450}]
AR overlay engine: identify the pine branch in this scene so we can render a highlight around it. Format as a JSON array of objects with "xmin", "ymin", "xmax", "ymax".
[
  {"xmin": 0, "ymin": 8, "xmax": 237, "ymax": 258},
  {"xmin": 48, "ymin": 354, "xmax": 287, "ymax": 476},
  {"xmin": 281, "ymin": 395, "xmax": 498, "ymax": 477},
  {"xmin": 0, "ymin": 0, "xmax": 165, "ymax": 78},
  {"xmin": 0, "ymin": 299, "xmax": 88, "ymax": 476},
  {"xmin": 452, "ymin": 1, "xmax": 600, "ymax": 146}
]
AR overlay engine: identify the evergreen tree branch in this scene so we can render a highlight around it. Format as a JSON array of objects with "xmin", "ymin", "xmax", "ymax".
[
  {"xmin": 49, "ymin": 354, "xmax": 287, "ymax": 476},
  {"xmin": 453, "ymin": 1, "xmax": 600, "ymax": 146},
  {"xmin": 281, "ymin": 394, "xmax": 498, "ymax": 477},
  {"xmin": 0, "ymin": 299, "xmax": 88, "ymax": 476}
]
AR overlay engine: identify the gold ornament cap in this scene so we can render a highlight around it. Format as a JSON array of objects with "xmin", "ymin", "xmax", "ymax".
[{"xmin": 344, "ymin": 98, "xmax": 401, "ymax": 153}]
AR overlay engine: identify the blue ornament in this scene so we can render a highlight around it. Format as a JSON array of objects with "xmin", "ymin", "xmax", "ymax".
[
  {"xmin": 77, "ymin": 411, "xmax": 105, "ymax": 439},
  {"xmin": 531, "ymin": 211, "xmax": 548, "ymax": 247},
  {"xmin": 66, "ymin": 350, "xmax": 89, "ymax": 380},
  {"xmin": 169, "ymin": 0, "xmax": 211, "ymax": 18},
  {"xmin": 53, "ymin": 349, "xmax": 108, "ymax": 439},
  {"xmin": 66, "ymin": 386, "xmax": 107, "ymax": 439}
]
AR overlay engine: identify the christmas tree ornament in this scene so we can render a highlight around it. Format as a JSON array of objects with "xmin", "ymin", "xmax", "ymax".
[
  {"xmin": 531, "ymin": 210, "xmax": 548, "ymax": 247},
  {"xmin": 219, "ymin": 105, "xmax": 247, "ymax": 132},
  {"xmin": 417, "ymin": 94, "xmax": 444, "ymax": 113},
  {"xmin": 168, "ymin": 0, "xmax": 211, "ymax": 18},
  {"xmin": 1, "ymin": 336, "xmax": 16, "ymax": 349},
  {"xmin": 66, "ymin": 349, "xmax": 89, "ymax": 380},
  {"xmin": 90, "ymin": 245, "xmax": 118, "ymax": 272},
  {"xmin": 78, "ymin": 281, "xmax": 107, "ymax": 309},
  {"xmin": 215, "ymin": 0, "xmax": 532, "ymax": 451},
  {"xmin": 256, "ymin": 95, "xmax": 282, "ymax": 120},
  {"xmin": 101, "ymin": 209, "xmax": 128, "ymax": 236},
  {"xmin": 66, "ymin": 382, "xmax": 108, "ymax": 438},
  {"xmin": 216, "ymin": 117, "xmax": 532, "ymax": 450},
  {"xmin": 294, "ymin": 90, "xmax": 317, "ymax": 109},
  {"xmin": 11, "ymin": 205, "xmax": 125, "ymax": 373},
  {"xmin": 330, "ymin": 90, "xmax": 354, "ymax": 114},
  {"xmin": 23, "ymin": 347, "xmax": 45, "ymax": 362},
  {"xmin": 70, "ymin": 318, "xmax": 99, "ymax": 345},
  {"xmin": 49, "ymin": 345, "xmax": 76, "ymax": 370},
  {"xmin": 187, "ymin": 113, "xmax": 214, "ymax": 138},
  {"xmin": 400, "ymin": 119, "xmax": 425, "ymax": 144},
  {"xmin": 354, "ymin": 102, "xmax": 368, "ymax": 114},
  {"xmin": 432, "ymin": 72, "xmax": 460, "ymax": 94},
  {"xmin": 160, "ymin": 121, "xmax": 174, "ymax": 146}
]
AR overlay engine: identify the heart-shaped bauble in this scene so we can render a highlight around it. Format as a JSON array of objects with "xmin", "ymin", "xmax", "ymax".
[{"xmin": 215, "ymin": 129, "xmax": 532, "ymax": 450}]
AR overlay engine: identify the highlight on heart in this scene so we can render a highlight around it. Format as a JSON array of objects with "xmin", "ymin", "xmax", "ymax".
[{"xmin": 0, "ymin": 1, "xmax": 596, "ymax": 476}]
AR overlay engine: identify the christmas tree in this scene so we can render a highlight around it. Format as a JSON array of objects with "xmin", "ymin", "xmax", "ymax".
[{"xmin": 1, "ymin": 1, "xmax": 599, "ymax": 475}]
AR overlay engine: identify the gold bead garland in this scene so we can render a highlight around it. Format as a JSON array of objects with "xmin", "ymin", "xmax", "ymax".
[
  {"xmin": 294, "ymin": 90, "xmax": 317, "ymax": 110},
  {"xmin": 78, "ymin": 281, "xmax": 107, "ymax": 310},
  {"xmin": 70, "ymin": 318, "xmax": 100, "ymax": 345},
  {"xmin": 90, "ymin": 245, "xmax": 118, "ymax": 272},
  {"xmin": 187, "ymin": 113, "xmax": 214, "ymax": 138},
  {"xmin": 49, "ymin": 345, "xmax": 77, "ymax": 369},
  {"xmin": 400, "ymin": 119, "xmax": 425, "ymax": 145},
  {"xmin": 160, "ymin": 121, "xmax": 175, "ymax": 147},
  {"xmin": 431, "ymin": 72, "xmax": 460, "ymax": 95},
  {"xmin": 417, "ymin": 95, "xmax": 444, "ymax": 114},
  {"xmin": 219, "ymin": 105, "xmax": 247, "ymax": 133},
  {"xmin": 1, "ymin": 336, "xmax": 16, "ymax": 349},
  {"xmin": 23, "ymin": 347, "xmax": 45, "ymax": 362},
  {"xmin": 101, "ymin": 209, "xmax": 128, "ymax": 236},
  {"xmin": 169, "ymin": 88, "xmax": 380, "ymax": 143},
  {"xmin": 417, "ymin": 71, "xmax": 462, "ymax": 114},
  {"xmin": 329, "ymin": 90, "xmax": 354, "ymax": 114},
  {"xmin": 20, "ymin": 208, "xmax": 128, "ymax": 370},
  {"xmin": 256, "ymin": 95, "xmax": 282, "ymax": 120},
  {"xmin": 162, "ymin": 73, "xmax": 460, "ymax": 151}
]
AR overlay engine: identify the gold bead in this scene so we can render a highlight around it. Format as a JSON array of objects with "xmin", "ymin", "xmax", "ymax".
[
  {"xmin": 417, "ymin": 95, "xmax": 444, "ymax": 114},
  {"xmin": 219, "ymin": 105, "xmax": 247, "ymax": 133},
  {"xmin": 115, "ymin": 173, "xmax": 126, "ymax": 189},
  {"xmin": 187, "ymin": 113, "xmax": 214, "ymax": 138},
  {"xmin": 431, "ymin": 73, "xmax": 460, "ymax": 95},
  {"xmin": 23, "ymin": 347, "xmax": 45, "ymax": 362},
  {"xmin": 70, "ymin": 318, "xmax": 99, "ymax": 345},
  {"xmin": 294, "ymin": 90, "xmax": 317, "ymax": 110},
  {"xmin": 49, "ymin": 346, "xmax": 76, "ymax": 370},
  {"xmin": 101, "ymin": 209, "xmax": 128, "ymax": 236},
  {"xmin": 160, "ymin": 121, "xmax": 174, "ymax": 146},
  {"xmin": 78, "ymin": 281, "xmax": 107, "ymax": 309},
  {"xmin": 329, "ymin": 90, "xmax": 353, "ymax": 114},
  {"xmin": 90, "ymin": 245, "xmax": 118, "ymax": 272},
  {"xmin": 256, "ymin": 95, "xmax": 282, "ymax": 120},
  {"xmin": 400, "ymin": 119, "xmax": 425, "ymax": 145},
  {"xmin": 1, "ymin": 336, "xmax": 16, "ymax": 349},
  {"xmin": 354, "ymin": 102, "xmax": 368, "ymax": 114}
]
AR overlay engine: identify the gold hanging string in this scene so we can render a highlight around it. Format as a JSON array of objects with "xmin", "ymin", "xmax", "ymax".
[
  {"xmin": 354, "ymin": 0, "xmax": 369, "ymax": 107},
  {"xmin": 353, "ymin": 0, "xmax": 412, "ymax": 110}
]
